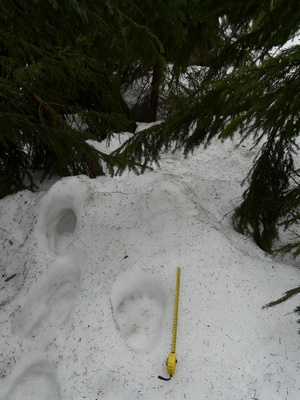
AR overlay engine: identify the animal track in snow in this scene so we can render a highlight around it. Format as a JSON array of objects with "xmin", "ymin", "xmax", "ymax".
[
  {"xmin": 12, "ymin": 256, "xmax": 80, "ymax": 340},
  {"xmin": 36, "ymin": 177, "xmax": 89, "ymax": 256},
  {"xmin": 111, "ymin": 270, "xmax": 166, "ymax": 352},
  {"xmin": 46, "ymin": 208, "xmax": 77, "ymax": 256},
  {"xmin": 2, "ymin": 360, "xmax": 60, "ymax": 400}
]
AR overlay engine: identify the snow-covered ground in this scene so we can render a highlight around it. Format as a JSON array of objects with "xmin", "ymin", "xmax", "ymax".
[{"xmin": 1, "ymin": 125, "xmax": 300, "ymax": 400}]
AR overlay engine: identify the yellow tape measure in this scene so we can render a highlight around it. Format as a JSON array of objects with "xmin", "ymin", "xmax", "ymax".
[{"xmin": 158, "ymin": 267, "xmax": 181, "ymax": 381}]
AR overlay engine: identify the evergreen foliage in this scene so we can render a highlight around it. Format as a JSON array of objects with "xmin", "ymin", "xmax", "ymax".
[
  {"xmin": 263, "ymin": 286, "xmax": 300, "ymax": 333},
  {"xmin": 116, "ymin": 0, "xmax": 221, "ymax": 122},
  {"xmin": 0, "ymin": 0, "xmax": 136, "ymax": 198},
  {"xmin": 233, "ymin": 138, "xmax": 295, "ymax": 253}
]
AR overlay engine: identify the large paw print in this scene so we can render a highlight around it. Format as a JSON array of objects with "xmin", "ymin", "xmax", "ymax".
[{"xmin": 111, "ymin": 270, "xmax": 167, "ymax": 352}]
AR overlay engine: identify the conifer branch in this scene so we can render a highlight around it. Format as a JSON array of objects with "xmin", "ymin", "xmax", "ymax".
[
  {"xmin": 263, "ymin": 286, "xmax": 300, "ymax": 309},
  {"xmin": 22, "ymin": 82, "xmax": 65, "ymax": 128}
]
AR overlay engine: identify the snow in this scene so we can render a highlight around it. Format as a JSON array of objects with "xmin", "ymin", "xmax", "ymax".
[{"xmin": 1, "ymin": 127, "xmax": 300, "ymax": 400}]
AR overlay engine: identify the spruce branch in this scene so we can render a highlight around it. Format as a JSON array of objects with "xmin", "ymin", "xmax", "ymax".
[
  {"xmin": 22, "ymin": 82, "xmax": 65, "ymax": 128},
  {"xmin": 263, "ymin": 286, "xmax": 300, "ymax": 309}
]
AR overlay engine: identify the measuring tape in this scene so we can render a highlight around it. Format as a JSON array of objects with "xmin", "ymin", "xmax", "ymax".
[{"xmin": 158, "ymin": 267, "xmax": 181, "ymax": 381}]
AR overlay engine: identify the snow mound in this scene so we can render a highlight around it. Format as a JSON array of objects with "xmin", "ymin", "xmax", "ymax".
[{"xmin": 0, "ymin": 135, "xmax": 300, "ymax": 400}]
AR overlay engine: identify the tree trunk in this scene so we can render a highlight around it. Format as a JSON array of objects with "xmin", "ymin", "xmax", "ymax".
[
  {"xmin": 147, "ymin": 64, "xmax": 161, "ymax": 122},
  {"xmin": 22, "ymin": 82, "xmax": 65, "ymax": 127}
]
